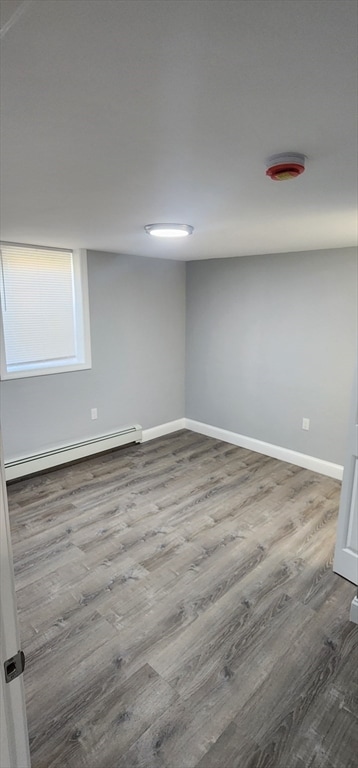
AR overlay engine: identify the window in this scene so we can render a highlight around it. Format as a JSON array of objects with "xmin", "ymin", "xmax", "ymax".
[{"xmin": 0, "ymin": 243, "xmax": 91, "ymax": 379}]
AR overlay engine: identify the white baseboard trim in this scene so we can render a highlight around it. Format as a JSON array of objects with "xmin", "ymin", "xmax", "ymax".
[
  {"xmin": 5, "ymin": 416, "xmax": 343, "ymax": 481},
  {"xmin": 184, "ymin": 419, "xmax": 343, "ymax": 480},
  {"xmin": 142, "ymin": 418, "xmax": 186, "ymax": 442}
]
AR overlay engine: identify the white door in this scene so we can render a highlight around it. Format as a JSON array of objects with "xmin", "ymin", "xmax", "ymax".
[
  {"xmin": 0, "ymin": 431, "xmax": 30, "ymax": 768},
  {"xmin": 333, "ymin": 378, "xmax": 358, "ymax": 587}
]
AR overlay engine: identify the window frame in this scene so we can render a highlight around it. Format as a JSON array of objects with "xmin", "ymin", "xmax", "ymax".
[{"xmin": 0, "ymin": 244, "xmax": 92, "ymax": 380}]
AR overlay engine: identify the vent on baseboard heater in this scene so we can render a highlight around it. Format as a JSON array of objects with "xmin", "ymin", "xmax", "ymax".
[{"xmin": 5, "ymin": 424, "xmax": 142, "ymax": 481}]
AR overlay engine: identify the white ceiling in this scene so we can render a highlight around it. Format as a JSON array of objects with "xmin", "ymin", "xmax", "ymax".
[{"xmin": 0, "ymin": 0, "xmax": 357, "ymax": 260}]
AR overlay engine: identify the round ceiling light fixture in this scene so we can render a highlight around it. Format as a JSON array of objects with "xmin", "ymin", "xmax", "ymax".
[
  {"xmin": 266, "ymin": 153, "xmax": 306, "ymax": 181},
  {"xmin": 144, "ymin": 223, "xmax": 194, "ymax": 238}
]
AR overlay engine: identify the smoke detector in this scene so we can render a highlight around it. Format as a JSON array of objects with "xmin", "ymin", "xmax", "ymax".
[{"xmin": 266, "ymin": 153, "xmax": 306, "ymax": 181}]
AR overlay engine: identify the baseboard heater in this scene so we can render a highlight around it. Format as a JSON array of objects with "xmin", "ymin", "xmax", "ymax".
[{"xmin": 5, "ymin": 424, "xmax": 142, "ymax": 481}]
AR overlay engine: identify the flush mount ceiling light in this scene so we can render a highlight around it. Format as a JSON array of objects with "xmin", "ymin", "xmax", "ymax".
[
  {"xmin": 144, "ymin": 223, "xmax": 194, "ymax": 238},
  {"xmin": 266, "ymin": 153, "xmax": 306, "ymax": 181}
]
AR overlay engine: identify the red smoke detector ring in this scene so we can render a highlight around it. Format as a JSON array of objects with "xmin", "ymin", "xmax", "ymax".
[{"xmin": 266, "ymin": 153, "xmax": 306, "ymax": 181}]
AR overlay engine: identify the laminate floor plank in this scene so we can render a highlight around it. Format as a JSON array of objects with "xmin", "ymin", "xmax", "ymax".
[
  {"xmin": 14, "ymin": 540, "xmax": 86, "ymax": 590},
  {"xmin": 42, "ymin": 663, "xmax": 178, "ymax": 768},
  {"xmin": 114, "ymin": 600, "xmax": 315, "ymax": 768},
  {"xmin": 25, "ymin": 611, "xmax": 119, "ymax": 717},
  {"xmin": 229, "ymin": 615, "xmax": 355, "ymax": 767},
  {"xmin": 7, "ymin": 430, "xmax": 357, "ymax": 768}
]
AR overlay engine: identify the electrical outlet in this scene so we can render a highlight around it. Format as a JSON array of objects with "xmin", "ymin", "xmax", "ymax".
[
  {"xmin": 302, "ymin": 417, "xmax": 310, "ymax": 431},
  {"xmin": 91, "ymin": 407, "xmax": 98, "ymax": 420}
]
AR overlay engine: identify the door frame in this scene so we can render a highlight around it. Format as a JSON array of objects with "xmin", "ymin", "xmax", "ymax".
[
  {"xmin": 0, "ymin": 430, "xmax": 30, "ymax": 768},
  {"xmin": 333, "ymin": 372, "xmax": 358, "ymax": 587}
]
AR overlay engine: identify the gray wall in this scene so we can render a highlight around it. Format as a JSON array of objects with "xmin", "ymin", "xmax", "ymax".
[
  {"xmin": 186, "ymin": 248, "xmax": 357, "ymax": 465},
  {"xmin": 2, "ymin": 246, "xmax": 356, "ymax": 466},
  {"xmin": 1, "ymin": 251, "xmax": 186, "ymax": 460}
]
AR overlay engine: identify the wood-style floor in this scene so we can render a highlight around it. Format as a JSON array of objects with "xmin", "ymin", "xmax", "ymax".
[{"xmin": 7, "ymin": 430, "xmax": 358, "ymax": 768}]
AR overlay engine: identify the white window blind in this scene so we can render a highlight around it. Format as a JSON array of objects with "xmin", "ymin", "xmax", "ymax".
[{"xmin": 0, "ymin": 243, "xmax": 91, "ymax": 379}]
